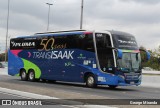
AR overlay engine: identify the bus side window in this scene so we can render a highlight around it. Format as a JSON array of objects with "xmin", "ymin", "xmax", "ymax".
[
  {"xmin": 96, "ymin": 35, "xmax": 104, "ymax": 48},
  {"xmin": 105, "ymin": 35, "xmax": 112, "ymax": 47},
  {"xmin": 96, "ymin": 33, "xmax": 114, "ymax": 73},
  {"xmin": 67, "ymin": 34, "xmax": 94, "ymax": 52},
  {"xmin": 65, "ymin": 34, "xmax": 94, "ymax": 52},
  {"xmin": 96, "ymin": 33, "xmax": 111, "ymax": 48},
  {"xmin": 81, "ymin": 34, "xmax": 94, "ymax": 52},
  {"xmin": 66, "ymin": 35, "xmax": 77, "ymax": 49}
]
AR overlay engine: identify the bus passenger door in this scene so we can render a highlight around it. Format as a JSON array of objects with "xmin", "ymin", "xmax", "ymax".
[{"xmin": 95, "ymin": 33, "xmax": 115, "ymax": 73}]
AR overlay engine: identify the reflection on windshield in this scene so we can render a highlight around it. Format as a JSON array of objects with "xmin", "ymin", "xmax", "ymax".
[
  {"xmin": 112, "ymin": 34, "xmax": 138, "ymax": 50},
  {"xmin": 117, "ymin": 53, "xmax": 141, "ymax": 72}
]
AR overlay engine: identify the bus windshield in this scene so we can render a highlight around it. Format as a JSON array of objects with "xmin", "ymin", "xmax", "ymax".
[{"xmin": 117, "ymin": 53, "xmax": 141, "ymax": 72}]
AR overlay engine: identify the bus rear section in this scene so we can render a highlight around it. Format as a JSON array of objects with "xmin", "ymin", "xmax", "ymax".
[{"xmin": 8, "ymin": 30, "xmax": 150, "ymax": 88}]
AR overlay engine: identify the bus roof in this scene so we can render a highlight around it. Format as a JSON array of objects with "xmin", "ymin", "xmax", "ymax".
[
  {"xmin": 15, "ymin": 30, "xmax": 93, "ymax": 39},
  {"xmin": 107, "ymin": 30, "xmax": 134, "ymax": 37},
  {"xmin": 13, "ymin": 30, "xmax": 134, "ymax": 39},
  {"xmin": 35, "ymin": 30, "xmax": 86, "ymax": 35}
]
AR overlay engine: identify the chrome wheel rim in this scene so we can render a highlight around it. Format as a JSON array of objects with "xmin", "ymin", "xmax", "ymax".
[
  {"xmin": 88, "ymin": 76, "xmax": 94, "ymax": 85},
  {"xmin": 21, "ymin": 72, "xmax": 26, "ymax": 78},
  {"xmin": 29, "ymin": 72, "xmax": 34, "ymax": 80}
]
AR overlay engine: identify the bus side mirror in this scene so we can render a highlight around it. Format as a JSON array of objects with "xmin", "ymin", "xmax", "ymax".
[
  {"xmin": 117, "ymin": 49, "xmax": 123, "ymax": 59},
  {"xmin": 146, "ymin": 51, "xmax": 151, "ymax": 60},
  {"xmin": 140, "ymin": 49, "xmax": 151, "ymax": 61}
]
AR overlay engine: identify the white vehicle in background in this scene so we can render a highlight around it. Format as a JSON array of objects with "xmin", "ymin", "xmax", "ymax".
[{"xmin": 0, "ymin": 62, "xmax": 8, "ymax": 68}]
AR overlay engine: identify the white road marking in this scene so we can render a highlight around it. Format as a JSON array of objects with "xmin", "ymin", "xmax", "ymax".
[
  {"xmin": 0, "ymin": 87, "xmax": 57, "ymax": 99},
  {"xmin": 0, "ymin": 91, "xmax": 30, "ymax": 99},
  {"xmin": 0, "ymin": 87, "xmax": 117, "ymax": 108}
]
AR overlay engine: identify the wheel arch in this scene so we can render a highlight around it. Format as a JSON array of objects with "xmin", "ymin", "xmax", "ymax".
[
  {"xmin": 84, "ymin": 72, "xmax": 96, "ymax": 82},
  {"xmin": 19, "ymin": 68, "xmax": 26, "ymax": 76},
  {"xmin": 28, "ymin": 68, "xmax": 35, "ymax": 73}
]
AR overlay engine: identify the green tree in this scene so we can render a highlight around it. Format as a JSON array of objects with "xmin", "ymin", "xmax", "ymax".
[
  {"xmin": 141, "ymin": 46, "xmax": 160, "ymax": 71},
  {"xmin": 0, "ymin": 53, "xmax": 8, "ymax": 62}
]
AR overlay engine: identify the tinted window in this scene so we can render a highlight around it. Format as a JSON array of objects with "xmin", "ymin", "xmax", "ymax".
[
  {"xmin": 96, "ymin": 33, "xmax": 111, "ymax": 48},
  {"xmin": 66, "ymin": 34, "xmax": 94, "ymax": 52},
  {"xmin": 10, "ymin": 34, "xmax": 95, "ymax": 52},
  {"xmin": 95, "ymin": 33, "xmax": 114, "ymax": 73}
]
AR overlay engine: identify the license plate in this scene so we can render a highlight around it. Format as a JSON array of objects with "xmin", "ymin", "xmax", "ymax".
[{"xmin": 130, "ymin": 81, "xmax": 135, "ymax": 84}]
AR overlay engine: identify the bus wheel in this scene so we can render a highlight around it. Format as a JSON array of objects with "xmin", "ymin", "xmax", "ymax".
[
  {"xmin": 86, "ymin": 74, "xmax": 97, "ymax": 88},
  {"xmin": 28, "ymin": 70, "xmax": 35, "ymax": 82},
  {"xmin": 20, "ymin": 69, "xmax": 28, "ymax": 81},
  {"xmin": 108, "ymin": 85, "xmax": 117, "ymax": 89}
]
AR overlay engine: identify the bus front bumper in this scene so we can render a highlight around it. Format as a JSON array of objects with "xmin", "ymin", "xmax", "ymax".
[{"xmin": 97, "ymin": 75, "xmax": 141, "ymax": 86}]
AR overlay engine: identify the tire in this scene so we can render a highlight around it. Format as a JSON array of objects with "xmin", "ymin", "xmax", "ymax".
[
  {"xmin": 20, "ymin": 70, "xmax": 28, "ymax": 81},
  {"xmin": 86, "ymin": 74, "xmax": 97, "ymax": 88},
  {"xmin": 28, "ymin": 70, "xmax": 35, "ymax": 82},
  {"xmin": 108, "ymin": 85, "xmax": 118, "ymax": 89}
]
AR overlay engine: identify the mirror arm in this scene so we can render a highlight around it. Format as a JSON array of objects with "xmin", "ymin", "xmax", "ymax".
[{"xmin": 105, "ymin": 46, "xmax": 123, "ymax": 59}]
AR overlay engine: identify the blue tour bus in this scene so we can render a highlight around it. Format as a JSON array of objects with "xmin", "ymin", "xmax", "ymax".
[{"xmin": 8, "ymin": 30, "xmax": 150, "ymax": 88}]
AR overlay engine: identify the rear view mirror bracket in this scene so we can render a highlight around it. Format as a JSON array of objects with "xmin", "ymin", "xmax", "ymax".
[{"xmin": 106, "ymin": 46, "xmax": 123, "ymax": 59}]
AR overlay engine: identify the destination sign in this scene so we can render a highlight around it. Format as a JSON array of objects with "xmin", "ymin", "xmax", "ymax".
[{"xmin": 112, "ymin": 34, "xmax": 138, "ymax": 50}]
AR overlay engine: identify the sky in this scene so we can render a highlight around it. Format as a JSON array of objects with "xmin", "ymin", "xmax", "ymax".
[{"xmin": 0, "ymin": 0, "xmax": 160, "ymax": 52}]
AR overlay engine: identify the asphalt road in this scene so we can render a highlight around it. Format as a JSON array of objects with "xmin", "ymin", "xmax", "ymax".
[
  {"xmin": 0, "ymin": 75, "xmax": 160, "ymax": 100},
  {"xmin": 0, "ymin": 92, "xmax": 26, "ymax": 99},
  {"xmin": 0, "ymin": 92, "xmax": 74, "ymax": 108}
]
